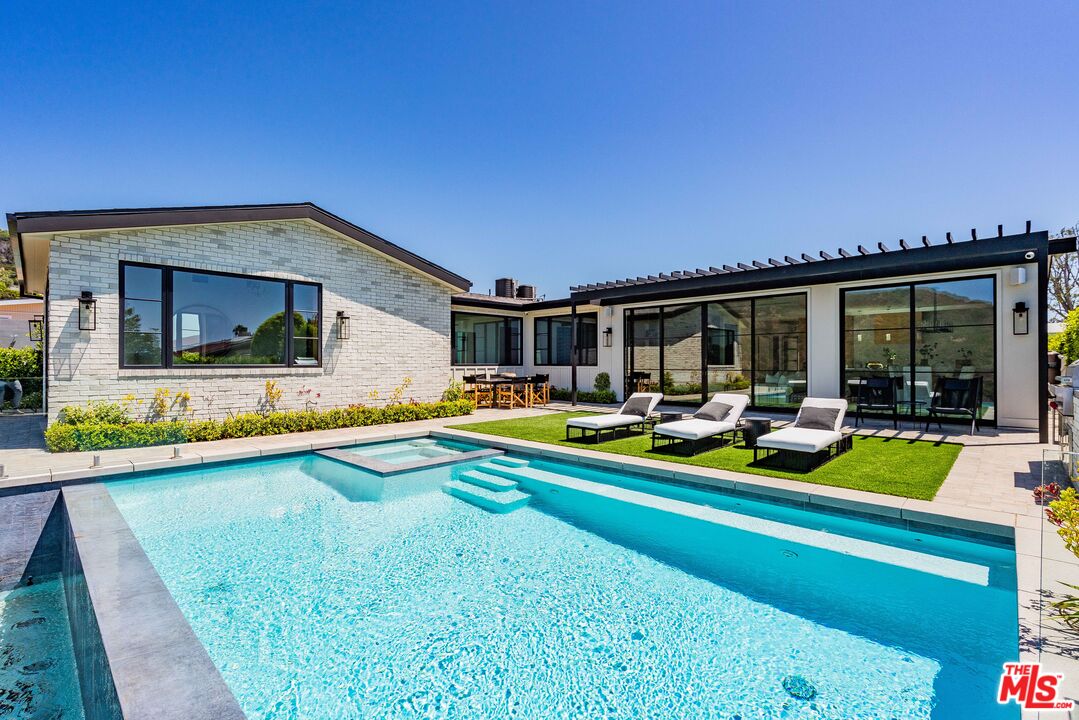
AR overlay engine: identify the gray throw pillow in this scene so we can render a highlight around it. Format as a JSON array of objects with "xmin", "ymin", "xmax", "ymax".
[
  {"xmin": 694, "ymin": 401, "xmax": 733, "ymax": 422},
  {"xmin": 620, "ymin": 396, "xmax": 653, "ymax": 418},
  {"xmin": 795, "ymin": 406, "xmax": 840, "ymax": 431}
]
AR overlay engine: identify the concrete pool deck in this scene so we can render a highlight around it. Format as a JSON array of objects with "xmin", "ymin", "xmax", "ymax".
[{"xmin": 0, "ymin": 404, "xmax": 1075, "ymax": 717}]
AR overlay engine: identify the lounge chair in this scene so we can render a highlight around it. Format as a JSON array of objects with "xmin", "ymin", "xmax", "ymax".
[
  {"xmin": 754, "ymin": 397, "xmax": 852, "ymax": 471},
  {"xmin": 565, "ymin": 392, "xmax": 662, "ymax": 443},
  {"xmin": 650, "ymin": 393, "xmax": 749, "ymax": 455}
]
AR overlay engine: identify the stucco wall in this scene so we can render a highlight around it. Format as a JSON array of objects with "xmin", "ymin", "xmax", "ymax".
[{"xmin": 46, "ymin": 219, "xmax": 454, "ymax": 422}]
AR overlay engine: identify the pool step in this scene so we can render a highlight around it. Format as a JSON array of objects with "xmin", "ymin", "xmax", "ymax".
[
  {"xmin": 408, "ymin": 438, "xmax": 438, "ymax": 447},
  {"xmin": 475, "ymin": 461, "xmax": 536, "ymax": 483},
  {"xmin": 442, "ymin": 481, "xmax": 530, "ymax": 513},
  {"xmin": 488, "ymin": 456, "xmax": 529, "ymax": 469},
  {"xmin": 458, "ymin": 470, "xmax": 519, "ymax": 492}
]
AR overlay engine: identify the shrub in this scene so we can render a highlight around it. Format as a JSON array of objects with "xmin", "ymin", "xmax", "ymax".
[
  {"xmin": 45, "ymin": 398, "xmax": 477, "ymax": 452},
  {"xmin": 0, "ymin": 346, "xmax": 41, "ymax": 381},
  {"xmin": 1048, "ymin": 487, "xmax": 1079, "ymax": 557},
  {"xmin": 58, "ymin": 401, "xmax": 133, "ymax": 426},
  {"xmin": 0, "ymin": 347, "xmax": 43, "ymax": 409},
  {"xmin": 442, "ymin": 378, "xmax": 465, "ymax": 402},
  {"xmin": 549, "ymin": 387, "xmax": 618, "ymax": 404},
  {"xmin": 45, "ymin": 421, "xmax": 186, "ymax": 452},
  {"xmin": 1045, "ymin": 487, "xmax": 1079, "ymax": 629},
  {"xmin": 1056, "ymin": 308, "xmax": 1079, "ymax": 362},
  {"xmin": 593, "ymin": 372, "xmax": 611, "ymax": 391}
]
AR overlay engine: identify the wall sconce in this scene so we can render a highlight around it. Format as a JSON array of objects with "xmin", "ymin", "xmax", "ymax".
[
  {"xmin": 336, "ymin": 310, "xmax": 350, "ymax": 340},
  {"xmin": 1013, "ymin": 301, "xmax": 1029, "ymax": 335},
  {"xmin": 27, "ymin": 315, "xmax": 44, "ymax": 342},
  {"xmin": 602, "ymin": 327, "xmax": 613, "ymax": 347},
  {"xmin": 78, "ymin": 291, "xmax": 96, "ymax": 331}
]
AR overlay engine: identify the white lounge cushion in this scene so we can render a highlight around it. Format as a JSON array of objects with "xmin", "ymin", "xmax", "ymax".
[
  {"xmin": 654, "ymin": 418, "xmax": 737, "ymax": 440},
  {"xmin": 756, "ymin": 427, "xmax": 842, "ymax": 453},
  {"xmin": 567, "ymin": 414, "xmax": 647, "ymax": 431},
  {"xmin": 566, "ymin": 392, "xmax": 662, "ymax": 433}
]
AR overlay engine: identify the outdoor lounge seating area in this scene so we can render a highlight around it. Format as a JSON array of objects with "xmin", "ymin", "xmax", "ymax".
[
  {"xmin": 561, "ymin": 393, "xmax": 853, "ymax": 472},
  {"xmin": 450, "ymin": 406, "xmax": 962, "ymax": 500}
]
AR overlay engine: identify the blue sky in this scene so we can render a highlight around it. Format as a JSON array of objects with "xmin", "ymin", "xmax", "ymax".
[{"xmin": 5, "ymin": 1, "xmax": 1077, "ymax": 297}]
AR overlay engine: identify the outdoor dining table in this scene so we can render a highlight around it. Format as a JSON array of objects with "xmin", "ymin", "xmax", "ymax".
[{"xmin": 473, "ymin": 376, "xmax": 539, "ymax": 409}]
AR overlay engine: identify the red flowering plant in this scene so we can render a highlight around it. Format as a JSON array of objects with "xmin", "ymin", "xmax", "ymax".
[{"xmin": 1035, "ymin": 482, "xmax": 1063, "ymax": 504}]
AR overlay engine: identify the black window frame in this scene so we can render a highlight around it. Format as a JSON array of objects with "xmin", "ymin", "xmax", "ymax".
[
  {"xmin": 450, "ymin": 311, "xmax": 522, "ymax": 366},
  {"xmin": 839, "ymin": 274, "xmax": 998, "ymax": 426},
  {"xmin": 118, "ymin": 261, "xmax": 323, "ymax": 369},
  {"xmin": 533, "ymin": 312, "xmax": 598, "ymax": 366},
  {"xmin": 623, "ymin": 292, "xmax": 808, "ymax": 407}
]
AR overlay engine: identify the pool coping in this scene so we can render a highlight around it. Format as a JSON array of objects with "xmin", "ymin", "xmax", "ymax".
[
  {"xmin": 316, "ymin": 445, "xmax": 502, "ymax": 476},
  {"xmin": 2, "ymin": 425, "xmax": 1019, "ymax": 539},
  {"xmin": 430, "ymin": 428, "xmax": 1019, "ymax": 541},
  {"xmin": 62, "ymin": 482, "xmax": 245, "ymax": 720}
]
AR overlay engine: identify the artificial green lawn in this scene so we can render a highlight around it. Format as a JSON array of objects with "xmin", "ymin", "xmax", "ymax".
[{"xmin": 448, "ymin": 411, "xmax": 962, "ymax": 500}]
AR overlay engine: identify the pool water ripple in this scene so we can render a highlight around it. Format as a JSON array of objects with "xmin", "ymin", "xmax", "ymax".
[{"xmin": 106, "ymin": 456, "xmax": 1014, "ymax": 719}]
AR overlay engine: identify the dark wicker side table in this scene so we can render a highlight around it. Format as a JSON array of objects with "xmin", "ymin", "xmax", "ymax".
[{"xmin": 741, "ymin": 417, "xmax": 772, "ymax": 448}]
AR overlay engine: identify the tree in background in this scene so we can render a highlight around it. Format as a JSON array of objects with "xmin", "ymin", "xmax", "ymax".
[
  {"xmin": 1049, "ymin": 224, "xmax": 1079, "ymax": 322},
  {"xmin": 0, "ymin": 230, "xmax": 19, "ymax": 300}
]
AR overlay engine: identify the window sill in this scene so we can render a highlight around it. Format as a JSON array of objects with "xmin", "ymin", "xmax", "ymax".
[{"xmin": 117, "ymin": 366, "xmax": 325, "ymax": 378}]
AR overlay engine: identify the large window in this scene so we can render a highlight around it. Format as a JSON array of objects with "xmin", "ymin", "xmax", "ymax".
[
  {"xmin": 624, "ymin": 294, "xmax": 807, "ymax": 407},
  {"xmin": 842, "ymin": 277, "xmax": 996, "ymax": 422},
  {"xmin": 452, "ymin": 312, "xmax": 522, "ymax": 365},
  {"xmin": 120, "ymin": 262, "xmax": 321, "ymax": 368},
  {"xmin": 534, "ymin": 313, "xmax": 598, "ymax": 366}
]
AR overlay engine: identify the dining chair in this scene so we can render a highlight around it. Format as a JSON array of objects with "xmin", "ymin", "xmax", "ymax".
[{"xmin": 528, "ymin": 374, "xmax": 550, "ymax": 406}]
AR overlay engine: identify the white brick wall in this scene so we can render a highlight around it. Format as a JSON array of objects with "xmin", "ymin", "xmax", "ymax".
[{"xmin": 46, "ymin": 219, "xmax": 454, "ymax": 422}]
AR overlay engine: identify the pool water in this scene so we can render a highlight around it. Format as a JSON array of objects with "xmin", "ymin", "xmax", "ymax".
[
  {"xmin": 0, "ymin": 574, "xmax": 86, "ymax": 720},
  {"xmin": 106, "ymin": 453, "xmax": 1018, "ymax": 719}
]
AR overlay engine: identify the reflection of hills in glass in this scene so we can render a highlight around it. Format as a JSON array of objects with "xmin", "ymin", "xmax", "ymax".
[{"xmin": 845, "ymin": 286, "xmax": 994, "ymax": 333}]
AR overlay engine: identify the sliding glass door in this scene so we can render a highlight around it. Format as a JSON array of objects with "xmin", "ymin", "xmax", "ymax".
[
  {"xmin": 842, "ymin": 277, "xmax": 996, "ymax": 423},
  {"xmin": 624, "ymin": 307, "xmax": 661, "ymax": 397},
  {"xmin": 754, "ymin": 295, "xmax": 809, "ymax": 408},
  {"xmin": 662, "ymin": 304, "xmax": 703, "ymax": 403},
  {"xmin": 624, "ymin": 293, "xmax": 807, "ymax": 408},
  {"xmin": 706, "ymin": 299, "xmax": 752, "ymax": 398}
]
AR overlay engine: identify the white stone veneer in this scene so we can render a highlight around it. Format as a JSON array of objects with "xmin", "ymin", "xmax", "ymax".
[{"xmin": 46, "ymin": 219, "xmax": 454, "ymax": 422}]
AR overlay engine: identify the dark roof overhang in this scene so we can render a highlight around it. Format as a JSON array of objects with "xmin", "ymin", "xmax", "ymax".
[
  {"xmin": 451, "ymin": 294, "xmax": 578, "ymax": 312},
  {"xmin": 7, "ymin": 202, "xmax": 472, "ymax": 294},
  {"xmin": 572, "ymin": 230, "xmax": 1053, "ymax": 306}
]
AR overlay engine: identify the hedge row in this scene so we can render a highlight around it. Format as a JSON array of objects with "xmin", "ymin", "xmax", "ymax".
[
  {"xmin": 549, "ymin": 387, "xmax": 618, "ymax": 404},
  {"xmin": 45, "ymin": 399, "xmax": 476, "ymax": 452}
]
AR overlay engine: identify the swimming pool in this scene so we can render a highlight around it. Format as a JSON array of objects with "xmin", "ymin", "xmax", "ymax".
[{"xmin": 104, "ymin": 449, "xmax": 1018, "ymax": 719}]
